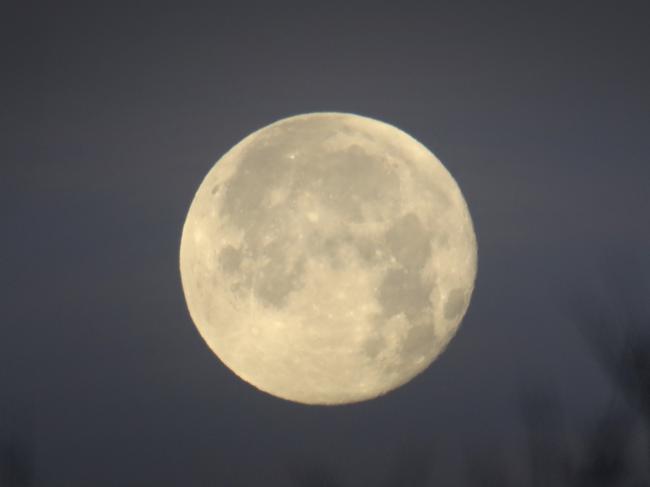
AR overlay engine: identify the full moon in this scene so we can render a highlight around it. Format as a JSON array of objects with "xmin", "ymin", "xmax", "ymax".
[{"xmin": 180, "ymin": 112, "xmax": 477, "ymax": 405}]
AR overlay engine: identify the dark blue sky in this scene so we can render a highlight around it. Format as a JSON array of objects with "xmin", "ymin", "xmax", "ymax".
[{"xmin": 2, "ymin": 2, "xmax": 649, "ymax": 485}]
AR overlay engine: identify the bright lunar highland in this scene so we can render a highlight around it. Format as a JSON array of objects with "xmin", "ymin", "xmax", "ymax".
[{"xmin": 180, "ymin": 112, "xmax": 477, "ymax": 405}]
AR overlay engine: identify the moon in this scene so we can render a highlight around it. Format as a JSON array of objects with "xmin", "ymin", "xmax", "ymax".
[{"xmin": 180, "ymin": 112, "xmax": 477, "ymax": 405}]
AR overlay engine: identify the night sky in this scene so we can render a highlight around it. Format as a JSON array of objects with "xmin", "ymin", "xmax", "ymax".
[{"xmin": 2, "ymin": 2, "xmax": 649, "ymax": 486}]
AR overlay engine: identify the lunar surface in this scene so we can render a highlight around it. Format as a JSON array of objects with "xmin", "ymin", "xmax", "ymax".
[{"xmin": 180, "ymin": 112, "xmax": 477, "ymax": 405}]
